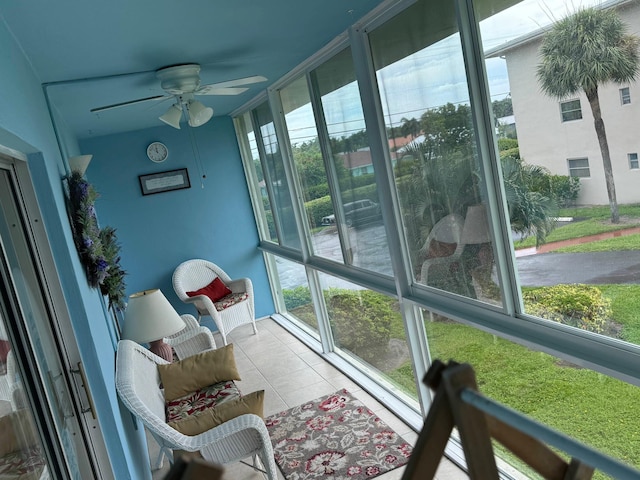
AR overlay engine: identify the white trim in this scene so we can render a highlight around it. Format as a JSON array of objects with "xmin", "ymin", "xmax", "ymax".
[{"xmin": 0, "ymin": 144, "xmax": 27, "ymax": 162}]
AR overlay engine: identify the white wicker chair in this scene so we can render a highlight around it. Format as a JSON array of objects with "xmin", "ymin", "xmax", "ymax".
[
  {"xmin": 114, "ymin": 339, "xmax": 277, "ymax": 479},
  {"xmin": 172, "ymin": 260, "xmax": 257, "ymax": 346},
  {"xmin": 164, "ymin": 314, "xmax": 217, "ymax": 361}
]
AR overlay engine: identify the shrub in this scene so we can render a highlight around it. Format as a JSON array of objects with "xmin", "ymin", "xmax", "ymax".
[
  {"xmin": 340, "ymin": 173, "xmax": 376, "ymax": 189},
  {"xmin": 283, "ymin": 286, "xmax": 312, "ymax": 310},
  {"xmin": 306, "ymin": 183, "xmax": 330, "ymax": 201},
  {"xmin": 304, "ymin": 196, "xmax": 334, "ymax": 227},
  {"xmin": 326, "ymin": 289, "xmax": 394, "ymax": 364},
  {"xmin": 500, "ymin": 147, "xmax": 520, "ymax": 160},
  {"xmin": 497, "ymin": 138, "xmax": 519, "ymax": 152},
  {"xmin": 341, "ymin": 183, "xmax": 380, "ymax": 204},
  {"xmin": 394, "ymin": 158, "xmax": 418, "ymax": 177},
  {"xmin": 523, "ymin": 284, "xmax": 611, "ymax": 334},
  {"xmin": 549, "ymin": 175, "xmax": 581, "ymax": 207}
]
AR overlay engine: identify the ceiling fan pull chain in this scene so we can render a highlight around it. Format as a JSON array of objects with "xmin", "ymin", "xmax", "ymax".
[{"xmin": 187, "ymin": 125, "xmax": 207, "ymax": 188}]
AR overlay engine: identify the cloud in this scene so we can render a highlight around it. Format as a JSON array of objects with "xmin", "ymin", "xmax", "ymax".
[{"xmin": 279, "ymin": 0, "xmax": 605, "ymax": 142}]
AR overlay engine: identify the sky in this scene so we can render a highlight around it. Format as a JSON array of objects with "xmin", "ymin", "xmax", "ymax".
[{"xmin": 269, "ymin": 0, "xmax": 609, "ymax": 147}]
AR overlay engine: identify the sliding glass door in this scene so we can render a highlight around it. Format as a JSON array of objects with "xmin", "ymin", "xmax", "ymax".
[{"xmin": 0, "ymin": 162, "xmax": 105, "ymax": 479}]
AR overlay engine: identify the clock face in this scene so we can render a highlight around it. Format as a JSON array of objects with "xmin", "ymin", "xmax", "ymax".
[{"xmin": 147, "ymin": 142, "xmax": 168, "ymax": 163}]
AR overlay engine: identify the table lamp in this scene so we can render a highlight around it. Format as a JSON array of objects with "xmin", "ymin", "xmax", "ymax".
[
  {"xmin": 460, "ymin": 204, "xmax": 491, "ymax": 246},
  {"xmin": 122, "ymin": 289, "xmax": 185, "ymax": 362},
  {"xmin": 68, "ymin": 155, "xmax": 92, "ymax": 176}
]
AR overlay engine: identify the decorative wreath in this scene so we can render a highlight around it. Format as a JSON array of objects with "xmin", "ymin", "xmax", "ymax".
[{"xmin": 66, "ymin": 171, "xmax": 126, "ymax": 309}]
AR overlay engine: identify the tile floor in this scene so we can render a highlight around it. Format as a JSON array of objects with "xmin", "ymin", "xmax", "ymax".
[{"xmin": 149, "ymin": 318, "xmax": 467, "ymax": 480}]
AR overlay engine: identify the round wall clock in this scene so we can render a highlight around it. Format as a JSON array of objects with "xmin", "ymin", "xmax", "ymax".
[{"xmin": 147, "ymin": 142, "xmax": 169, "ymax": 163}]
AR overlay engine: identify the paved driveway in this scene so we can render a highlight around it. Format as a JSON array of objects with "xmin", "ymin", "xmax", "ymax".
[{"xmin": 516, "ymin": 251, "xmax": 640, "ymax": 286}]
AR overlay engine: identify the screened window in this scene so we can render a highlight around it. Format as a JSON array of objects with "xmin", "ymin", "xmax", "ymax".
[
  {"xmin": 311, "ymin": 46, "xmax": 392, "ymax": 273},
  {"xmin": 629, "ymin": 153, "xmax": 639, "ymax": 169},
  {"xmin": 234, "ymin": 0, "xmax": 640, "ymax": 474},
  {"xmin": 620, "ymin": 87, "xmax": 631, "ymax": 105},
  {"xmin": 255, "ymin": 102, "xmax": 301, "ymax": 249},
  {"xmin": 560, "ymin": 100, "xmax": 582, "ymax": 122},
  {"xmin": 370, "ymin": 0, "xmax": 501, "ymax": 303}
]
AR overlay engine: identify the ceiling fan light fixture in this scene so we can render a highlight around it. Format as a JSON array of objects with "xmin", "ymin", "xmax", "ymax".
[
  {"xmin": 186, "ymin": 100, "xmax": 213, "ymax": 127},
  {"xmin": 159, "ymin": 104, "xmax": 182, "ymax": 129}
]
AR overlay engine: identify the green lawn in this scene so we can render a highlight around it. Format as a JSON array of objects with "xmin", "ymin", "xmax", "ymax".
[
  {"xmin": 554, "ymin": 233, "xmax": 640, "ymax": 253},
  {"xmin": 386, "ymin": 318, "xmax": 640, "ymax": 477},
  {"xmin": 514, "ymin": 204, "xmax": 640, "ymax": 249},
  {"xmin": 422, "ymin": 321, "xmax": 640, "ymax": 477},
  {"xmin": 384, "ymin": 284, "xmax": 640, "ymax": 476},
  {"xmin": 598, "ymin": 284, "xmax": 640, "ymax": 345}
]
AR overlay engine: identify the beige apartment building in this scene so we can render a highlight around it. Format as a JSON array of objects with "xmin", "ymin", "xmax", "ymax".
[{"xmin": 486, "ymin": 0, "xmax": 640, "ymax": 206}]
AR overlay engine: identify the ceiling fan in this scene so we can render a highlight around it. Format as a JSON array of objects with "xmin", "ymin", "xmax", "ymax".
[{"xmin": 90, "ymin": 64, "xmax": 267, "ymax": 129}]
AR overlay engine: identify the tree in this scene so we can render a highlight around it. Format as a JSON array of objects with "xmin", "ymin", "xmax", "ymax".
[
  {"xmin": 400, "ymin": 117, "xmax": 421, "ymax": 139},
  {"xmin": 492, "ymin": 95, "xmax": 513, "ymax": 119},
  {"xmin": 292, "ymin": 138, "xmax": 326, "ymax": 188},
  {"xmin": 420, "ymin": 103, "xmax": 474, "ymax": 155},
  {"xmin": 537, "ymin": 7, "xmax": 640, "ymax": 223},
  {"xmin": 500, "ymin": 156, "xmax": 557, "ymax": 246}
]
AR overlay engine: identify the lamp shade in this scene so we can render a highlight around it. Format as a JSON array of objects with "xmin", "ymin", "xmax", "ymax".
[
  {"xmin": 461, "ymin": 204, "xmax": 491, "ymax": 245},
  {"xmin": 186, "ymin": 100, "xmax": 213, "ymax": 127},
  {"xmin": 122, "ymin": 289, "xmax": 185, "ymax": 343},
  {"xmin": 68, "ymin": 155, "xmax": 92, "ymax": 176},
  {"xmin": 159, "ymin": 104, "xmax": 182, "ymax": 129}
]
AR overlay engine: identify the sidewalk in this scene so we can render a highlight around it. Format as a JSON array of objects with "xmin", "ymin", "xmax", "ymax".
[{"xmin": 515, "ymin": 226, "xmax": 640, "ymax": 257}]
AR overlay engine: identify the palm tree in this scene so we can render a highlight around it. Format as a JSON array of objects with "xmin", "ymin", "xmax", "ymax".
[
  {"xmin": 501, "ymin": 156, "xmax": 557, "ymax": 247},
  {"xmin": 537, "ymin": 7, "xmax": 640, "ymax": 224},
  {"xmin": 400, "ymin": 117, "xmax": 421, "ymax": 139}
]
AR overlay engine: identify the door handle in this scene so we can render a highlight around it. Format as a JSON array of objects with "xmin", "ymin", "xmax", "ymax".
[{"xmin": 70, "ymin": 362, "xmax": 97, "ymax": 419}]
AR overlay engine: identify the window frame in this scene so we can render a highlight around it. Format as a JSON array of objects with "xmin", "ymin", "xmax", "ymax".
[
  {"xmin": 620, "ymin": 87, "xmax": 631, "ymax": 105},
  {"xmin": 232, "ymin": 0, "xmax": 640, "ymax": 426},
  {"xmin": 629, "ymin": 153, "xmax": 639, "ymax": 170},
  {"xmin": 560, "ymin": 99, "xmax": 583, "ymax": 122},
  {"xmin": 567, "ymin": 157, "xmax": 591, "ymax": 178}
]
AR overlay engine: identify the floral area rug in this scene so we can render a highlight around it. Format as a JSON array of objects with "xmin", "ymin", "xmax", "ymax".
[{"xmin": 265, "ymin": 389, "xmax": 413, "ymax": 479}]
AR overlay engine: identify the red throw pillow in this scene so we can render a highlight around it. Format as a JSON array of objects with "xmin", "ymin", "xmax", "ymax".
[{"xmin": 186, "ymin": 277, "xmax": 232, "ymax": 302}]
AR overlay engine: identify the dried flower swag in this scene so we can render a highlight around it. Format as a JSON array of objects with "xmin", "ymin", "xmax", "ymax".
[{"xmin": 66, "ymin": 171, "xmax": 126, "ymax": 309}]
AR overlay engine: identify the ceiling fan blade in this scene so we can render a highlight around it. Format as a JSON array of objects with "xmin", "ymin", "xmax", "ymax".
[
  {"xmin": 200, "ymin": 75, "xmax": 267, "ymax": 90},
  {"xmin": 196, "ymin": 86, "xmax": 249, "ymax": 96},
  {"xmin": 90, "ymin": 94, "xmax": 170, "ymax": 113}
]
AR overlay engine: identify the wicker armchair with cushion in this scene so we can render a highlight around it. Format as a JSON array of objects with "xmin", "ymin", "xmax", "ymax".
[
  {"xmin": 164, "ymin": 314, "xmax": 217, "ymax": 361},
  {"xmin": 172, "ymin": 260, "xmax": 257, "ymax": 346},
  {"xmin": 114, "ymin": 339, "xmax": 277, "ymax": 479}
]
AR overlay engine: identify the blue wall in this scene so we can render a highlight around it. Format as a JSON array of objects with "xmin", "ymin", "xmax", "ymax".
[
  {"xmin": 80, "ymin": 117, "xmax": 275, "ymax": 325},
  {"xmin": 1, "ymin": 17, "xmax": 273, "ymax": 479},
  {"xmin": 0, "ymin": 19, "xmax": 149, "ymax": 480}
]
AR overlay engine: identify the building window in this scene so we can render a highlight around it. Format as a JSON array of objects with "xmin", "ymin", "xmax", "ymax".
[
  {"xmin": 620, "ymin": 87, "xmax": 631, "ymax": 105},
  {"xmin": 567, "ymin": 158, "xmax": 590, "ymax": 177},
  {"xmin": 560, "ymin": 99, "xmax": 582, "ymax": 122},
  {"xmin": 629, "ymin": 153, "xmax": 639, "ymax": 169}
]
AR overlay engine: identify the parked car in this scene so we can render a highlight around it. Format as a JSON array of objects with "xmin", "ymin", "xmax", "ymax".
[{"xmin": 321, "ymin": 199, "xmax": 381, "ymax": 227}]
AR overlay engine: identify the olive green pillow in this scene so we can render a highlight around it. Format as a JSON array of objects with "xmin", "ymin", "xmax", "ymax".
[
  {"xmin": 168, "ymin": 390, "xmax": 265, "ymax": 436},
  {"xmin": 158, "ymin": 344, "xmax": 241, "ymax": 402}
]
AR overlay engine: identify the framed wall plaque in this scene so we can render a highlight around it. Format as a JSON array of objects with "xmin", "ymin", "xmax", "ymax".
[{"xmin": 139, "ymin": 168, "xmax": 190, "ymax": 195}]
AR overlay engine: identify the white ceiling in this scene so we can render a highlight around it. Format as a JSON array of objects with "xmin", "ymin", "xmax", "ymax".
[{"xmin": 1, "ymin": 0, "xmax": 384, "ymax": 139}]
